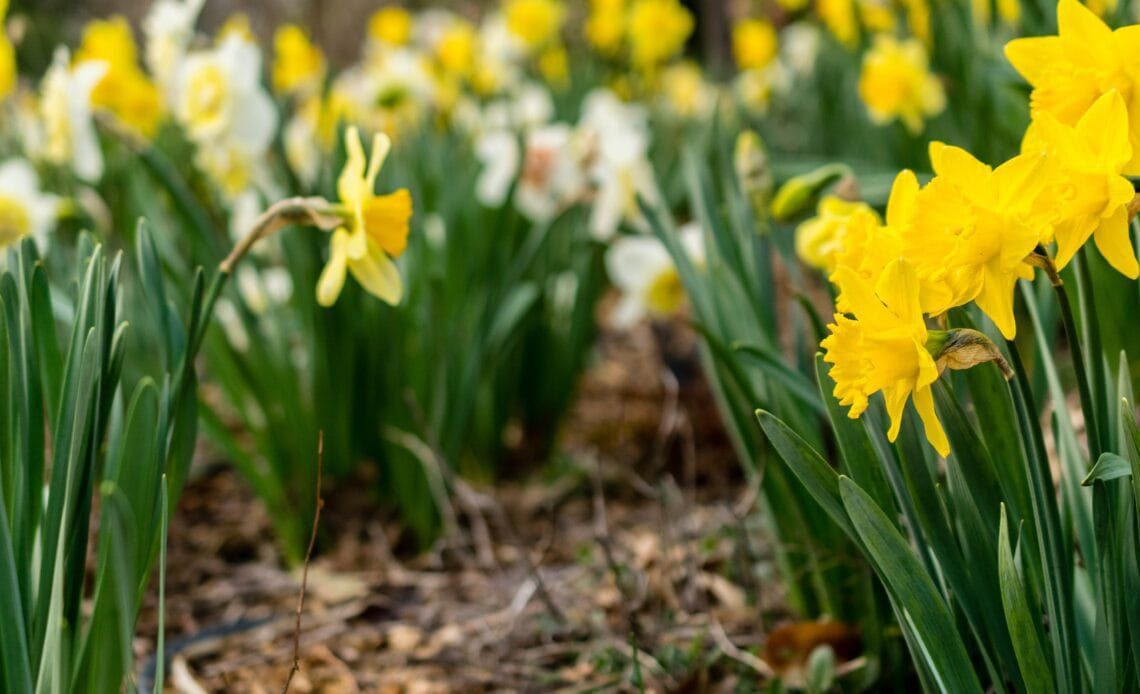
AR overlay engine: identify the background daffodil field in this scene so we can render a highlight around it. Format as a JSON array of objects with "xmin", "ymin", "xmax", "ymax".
[{"xmin": 2, "ymin": 0, "xmax": 1140, "ymax": 690}]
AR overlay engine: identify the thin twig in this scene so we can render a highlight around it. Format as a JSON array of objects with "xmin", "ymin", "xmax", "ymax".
[
  {"xmin": 709, "ymin": 618, "xmax": 775, "ymax": 678},
  {"xmin": 282, "ymin": 432, "xmax": 325, "ymax": 694}
]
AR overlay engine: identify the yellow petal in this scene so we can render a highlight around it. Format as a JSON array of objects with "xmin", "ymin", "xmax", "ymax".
[
  {"xmin": 886, "ymin": 169, "xmax": 919, "ymax": 228},
  {"xmin": 912, "ymin": 384, "xmax": 949, "ymax": 456},
  {"xmin": 338, "ymin": 126, "xmax": 366, "ymax": 206},
  {"xmin": 317, "ymin": 228, "xmax": 350, "ymax": 307},
  {"xmin": 348, "ymin": 239, "xmax": 403, "ymax": 304},
  {"xmin": 1092, "ymin": 205, "xmax": 1139, "ymax": 279},
  {"xmin": 363, "ymin": 188, "xmax": 412, "ymax": 257},
  {"xmin": 1003, "ymin": 36, "xmax": 1063, "ymax": 86},
  {"xmin": 929, "ymin": 142, "xmax": 991, "ymax": 188},
  {"xmin": 883, "ymin": 382, "xmax": 910, "ymax": 442},
  {"xmin": 1074, "ymin": 90, "xmax": 1131, "ymax": 171},
  {"xmin": 974, "ymin": 265, "xmax": 1019, "ymax": 339},
  {"xmin": 1057, "ymin": 0, "xmax": 1112, "ymax": 46},
  {"xmin": 366, "ymin": 131, "xmax": 391, "ymax": 190},
  {"xmin": 874, "ymin": 258, "xmax": 922, "ymax": 329}
]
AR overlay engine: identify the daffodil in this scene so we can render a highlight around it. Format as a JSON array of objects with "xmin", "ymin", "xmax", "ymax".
[
  {"xmin": 1005, "ymin": 0, "xmax": 1140, "ymax": 175},
  {"xmin": 659, "ymin": 61, "xmax": 714, "ymax": 119},
  {"xmin": 795, "ymin": 196, "xmax": 879, "ymax": 273},
  {"xmin": 272, "ymin": 24, "xmax": 326, "ymax": 97},
  {"xmin": 369, "ymin": 7, "xmax": 413, "ymax": 47},
  {"xmin": 605, "ymin": 223, "xmax": 703, "ymax": 327},
  {"xmin": 816, "ymin": 0, "xmax": 858, "ymax": 47},
  {"xmin": 580, "ymin": 89, "xmax": 657, "ymax": 239},
  {"xmin": 317, "ymin": 127, "xmax": 413, "ymax": 307},
  {"xmin": 858, "ymin": 34, "xmax": 945, "ymax": 134},
  {"xmin": 75, "ymin": 16, "xmax": 164, "ymax": 139},
  {"xmin": 0, "ymin": 158, "xmax": 59, "ymax": 251},
  {"xmin": 0, "ymin": 0, "xmax": 15, "ymax": 100},
  {"xmin": 175, "ymin": 31, "xmax": 277, "ymax": 197},
  {"xmin": 1024, "ymin": 89, "xmax": 1138, "ymax": 277},
  {"xmin": 822, "ymin": 258, "xmax": 949, "ymax": 456},
  {"xmin": 586, "ymin": 0, "xmax": 626, "ymax": 56},
  {"xmin": 504, "ymin": 0, "xmax": 565, "ymax": 52},
  {"xmin": 142, "ymin": 0, "xmax": 204, "ymax": 97},
  {"xmin": 627, "ymin": 0, "xmax": 693, "ymax": 71},
  {"xmin": 733, "ymin": 19, "xmax": 778, "ymax": 72},
  {"xmin": 905, "ymin": 143, "xmax": 1050, "ymax": 338},
  {"xmin": 40, "ymin": 48, "xmax": 106, "ymax": 181}
]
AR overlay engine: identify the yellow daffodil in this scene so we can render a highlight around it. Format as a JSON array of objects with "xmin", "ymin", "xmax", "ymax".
[
  {"xmin": 795, "ymin": 195, "xmax": 880, "ymax": 272},
  {"xmin": 504, "ymin": 0, "xmax": 566, "ymax": 51},
  {"xmin": 434, "ymin": 20, "xmax": 478, "ymax": 79},
  {"xmin": 732, "ymin": 19, "xmax": 778, "ymax": 72},
  {"xmin": 75, "ymin": 16, "xmax": 164, "ymax": 138},
  {"xmin": 858, "ymin": 34, "xmax": 945, "ymax": 134},
  {"xmin": 369, "ymin": 7, "xmax": 413, "ymax": 47},
  {"xmin": 586, "ymin": 0, "xmax": 626, "ymax": 56},
  {"xmin": 659, "ymin": 61, "xmax": 713, "ymax": 118},
  {"xmin": 317, "ymin": 126, "xmax": 413, "ymax": 307},
  {"xmin": 906, "ymin": 143, "xmax": 1050, "ymax": 338},
  {"xmin": 1005, "ymin": 0, "xmax": 1140, "ymax": 175},
  {"xmin": 901, "ymin": 0, "xmax": 932, "ymax": 45},
  {"xmin": 0, "ymin": 0, "xmax": 13, "ymax": 100},
  {"xmin": 817, "ymin": 0, "xmax": 858, "ymax": 47},
  {"xmin": 539, "ymin": 44, "xmax": 570, "ymax": 86},
  {"xmin": 272, "ymin": 24, "xmax": 325, "ymax": 97},
  {"xmin": 627, "ymin": 0, "xmax": 693, "ymax": 70},
  {"xmin": 1024, "ymin": 90, "xmax": 1138, "ymax": 277},
  {"xmin": 822, "ymin": 259, "xmax": 950, "ymax": 456}
]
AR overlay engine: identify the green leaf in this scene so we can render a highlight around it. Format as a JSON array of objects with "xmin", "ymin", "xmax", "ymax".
[
  {"xmin": 733, "ymin": 343, "xmax": 825, "ymax": 416},
  {"xmin": 1082, "ymin": 453, "xmax": 1132, "ymax": 486},
  {"xmin": 997, "ymin": 505, "xmax": 1054, "ymax": 693},
  {"xmin": 839, "ymin": 477, "xmax": 983, "ymax": 693}
]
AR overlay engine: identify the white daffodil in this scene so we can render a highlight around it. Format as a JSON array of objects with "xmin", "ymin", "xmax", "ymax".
[
  {"xmin": 474, "ymin": 129, "xmax": 521, "ymax": 207},
  {"xmin": 40, "ymin": 48, "xmax": 105, "ymax": 181},
  {"xmin": 175, "ymin": 32, "xmax": 278, "ymax": 198},
  {"xmin": 516, "ymin": 124, "xmax": 585, "ymax": 222},
  {"xmin": 332, "ymin": 47, "xmax": 434, "ymax": 136},
  {"xmin": 0, "ymin": 158, "xmax": 60, "ymax": 252},
  {"xmin": 605, "ymin": 223, "xmax": 703, "ymax": 328},
  {"xmin": 143, "ymin": 0, "xmax": 205, "ymax": 98},
  {"xmin": 781, "ymin": 22, "xmax": 822, "ymax": 77},
  {"xmin": 579, "ymin": 89, "xmax": 659, "ymax": 240},
  {"xmin": 284, "ymin": 96, "xmax": 323, "ymax": 187}
]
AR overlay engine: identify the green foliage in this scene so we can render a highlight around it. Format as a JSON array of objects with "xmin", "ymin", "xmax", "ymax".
[{"xmin": 0, "ymin": 230, "xmax": 211, "ymax": 692}]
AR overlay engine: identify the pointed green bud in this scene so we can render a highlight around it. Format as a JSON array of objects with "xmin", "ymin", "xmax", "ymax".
[{"xmin": 769, "ymin": 163, "xmax": 850, "ymax": 222}]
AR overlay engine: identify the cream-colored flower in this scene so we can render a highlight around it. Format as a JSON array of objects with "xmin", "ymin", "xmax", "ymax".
[
  {"xmin": 40, "ymin": 48, "xmax": 106, "ymax": 181},
  {"xmin": 605, "ymin": 223, "xmax": 703, "ymax": 327},
  {"xmin": 0, "ymin": 158, "xmax": 60, "ymax": 251}
]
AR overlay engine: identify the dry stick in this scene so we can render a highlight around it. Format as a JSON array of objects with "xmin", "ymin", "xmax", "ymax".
[
  {"xmin": 709, "ymin": 618, "xmax": 776, "ymax": 679},
  {"xmin": 282, "ymin": 432, "xmax": 326, "ymax": 694}
]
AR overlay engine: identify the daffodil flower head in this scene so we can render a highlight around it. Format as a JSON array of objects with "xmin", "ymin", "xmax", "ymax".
[
  {"xmin": 857, "ymin": 34, "xmax": 945, "ymax": 135},
  {"xmin": 822, "ymin": 258, "xmax": 950, "ymax": 456},
  {"xmin": 905, "ymin": 143, "xmax": 1050, "ymax": 338},
  {"xmin": 1023, "ymin": 90, "xmax": 1138, "ymax": 278},
  {"xmin": 75, "ymin": 16, "xmax": 164, "ymax": 139},
  {"xmin": 732, "ymin": 19, "xmax": 778, "ymax": 72},
  {"xmin": 317, "ymin": 126, "xmax": 413, "ymax": 307},
  {"xmin": 794, "ymin": 195, "xmax": 879, "ymax": 273},
  {"xmin": 272, "ymin": 24, "xmax": 326, "ymax": 97},
  {"xmin": 627, "ymin": 0, "xmax": 694, "ymax": 71},
  {"xmin": 1005, "ymin": 0, "xmax": 1140, "ymax": 175},
  {"xmin": 504, "ymin": 0, "xmax": 566, "ymax": 52}
]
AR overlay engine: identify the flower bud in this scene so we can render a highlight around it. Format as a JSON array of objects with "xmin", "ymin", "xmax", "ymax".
[
  {"xmin": 769, "ymin": 163, "xmax": 849, "ymax": 222},
  {"xmin": 927, "ymin": 328, "xmax": 1012, "ymax": 379}
]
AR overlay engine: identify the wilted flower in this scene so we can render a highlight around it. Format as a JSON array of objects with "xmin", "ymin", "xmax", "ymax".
[
  {"xmin": 0, "ymin": 158, "xmax": 59, "ymax": 251},
  {"xmin": 605, "ymin": 223, "xmax": 703, "ymax": 327},
  {"xmin": 317, "ymin": 127, "xmax": 413, "ymax": 307},
  {"xmin": 732, "ymin": 19, "xmax": 778, "ymax": 72},
  {"xmin": 858, "ymin": 34, "xmax": 945, "ymax": 134},
  {"xmin": 40, "ymin": 48, "xmax": 106, "ymax": 181},
  {"xmin": 1005, "ymin": 0, "xmax": 1140, "ymax": 175},
  {"xmin": 1024, "ymin": 89, "xmax": 1138, "ymax": 278}
]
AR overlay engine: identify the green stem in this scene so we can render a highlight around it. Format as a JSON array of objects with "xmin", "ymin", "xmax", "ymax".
[
  {"xmin": 1051, "ymin": 269, "xmax": 1103, "ymax": 460},
  {"xmin": 1073, "ymin": 249, "xmax": 1108, "ymax": 457},
  {"xmin": 1005, "ymin": 340, "xmax": 1080, "ymax": 693}
]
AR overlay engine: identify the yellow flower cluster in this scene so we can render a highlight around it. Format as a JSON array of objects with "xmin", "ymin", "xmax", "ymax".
[
  {"xmin": 818, "ymin": 0, "xmax": 1140, "ymax": 455},
  {"xmin": 272, "ymin": 24, "xmax": 325, "ymax": 97},
  {"xmin": 585, "ymin": 0, "xmax": 693, "ymax": 72},
  {"xmin": 74, "ymin": 16, "xmax": 164, "ymax": 138}
]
